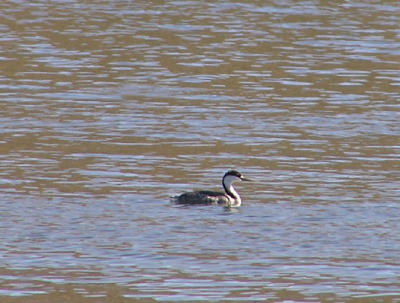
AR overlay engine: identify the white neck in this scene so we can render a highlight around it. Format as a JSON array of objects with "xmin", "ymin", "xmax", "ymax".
[{"xmin": 223, "ymin": 175, "xmax": 242, "ymax": 207}]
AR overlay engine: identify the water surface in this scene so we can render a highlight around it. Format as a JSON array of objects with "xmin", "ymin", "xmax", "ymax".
[{"xmin": 0, "ymin": 0, "xmax": 399, "ymax": 301}]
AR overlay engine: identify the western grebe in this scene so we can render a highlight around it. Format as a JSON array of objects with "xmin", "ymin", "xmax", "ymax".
[{"xmin": 173, "ymin": 170, "xmax": 251, "ymax": 207}]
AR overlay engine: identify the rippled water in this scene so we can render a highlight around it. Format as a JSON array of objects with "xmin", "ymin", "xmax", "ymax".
[{"xmin": 1, "ymin": 0, "xmax": 399, "ymax": 301}]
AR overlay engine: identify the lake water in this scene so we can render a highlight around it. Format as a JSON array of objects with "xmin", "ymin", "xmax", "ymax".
[{"xmin": 1, "ymin": 0, "xmax": 399, "ymax": 302}]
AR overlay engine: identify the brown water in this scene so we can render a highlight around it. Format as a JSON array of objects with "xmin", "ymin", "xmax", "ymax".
[{"xmin": 1, "ymin": 0, "xmax": 400, "ymax": 302}]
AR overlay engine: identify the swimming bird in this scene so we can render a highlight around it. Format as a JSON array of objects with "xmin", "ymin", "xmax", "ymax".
[{"xmin": 173, "ymin": 170, "xmax": 251, "ymax": 207}]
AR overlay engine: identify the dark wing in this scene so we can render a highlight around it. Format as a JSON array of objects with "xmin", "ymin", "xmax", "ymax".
[
  {"xmin": 174, "ymin": 190, "xmax": 226, "ymax": 204},
  {"xmin": 196, "ymin": 190, "xmax": 225, "ymax": 197}
]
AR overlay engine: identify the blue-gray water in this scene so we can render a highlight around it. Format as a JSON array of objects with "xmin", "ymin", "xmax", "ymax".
[{"xmin": 0, "ymin": 0, "xmax": 399, "ymax": 301}]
